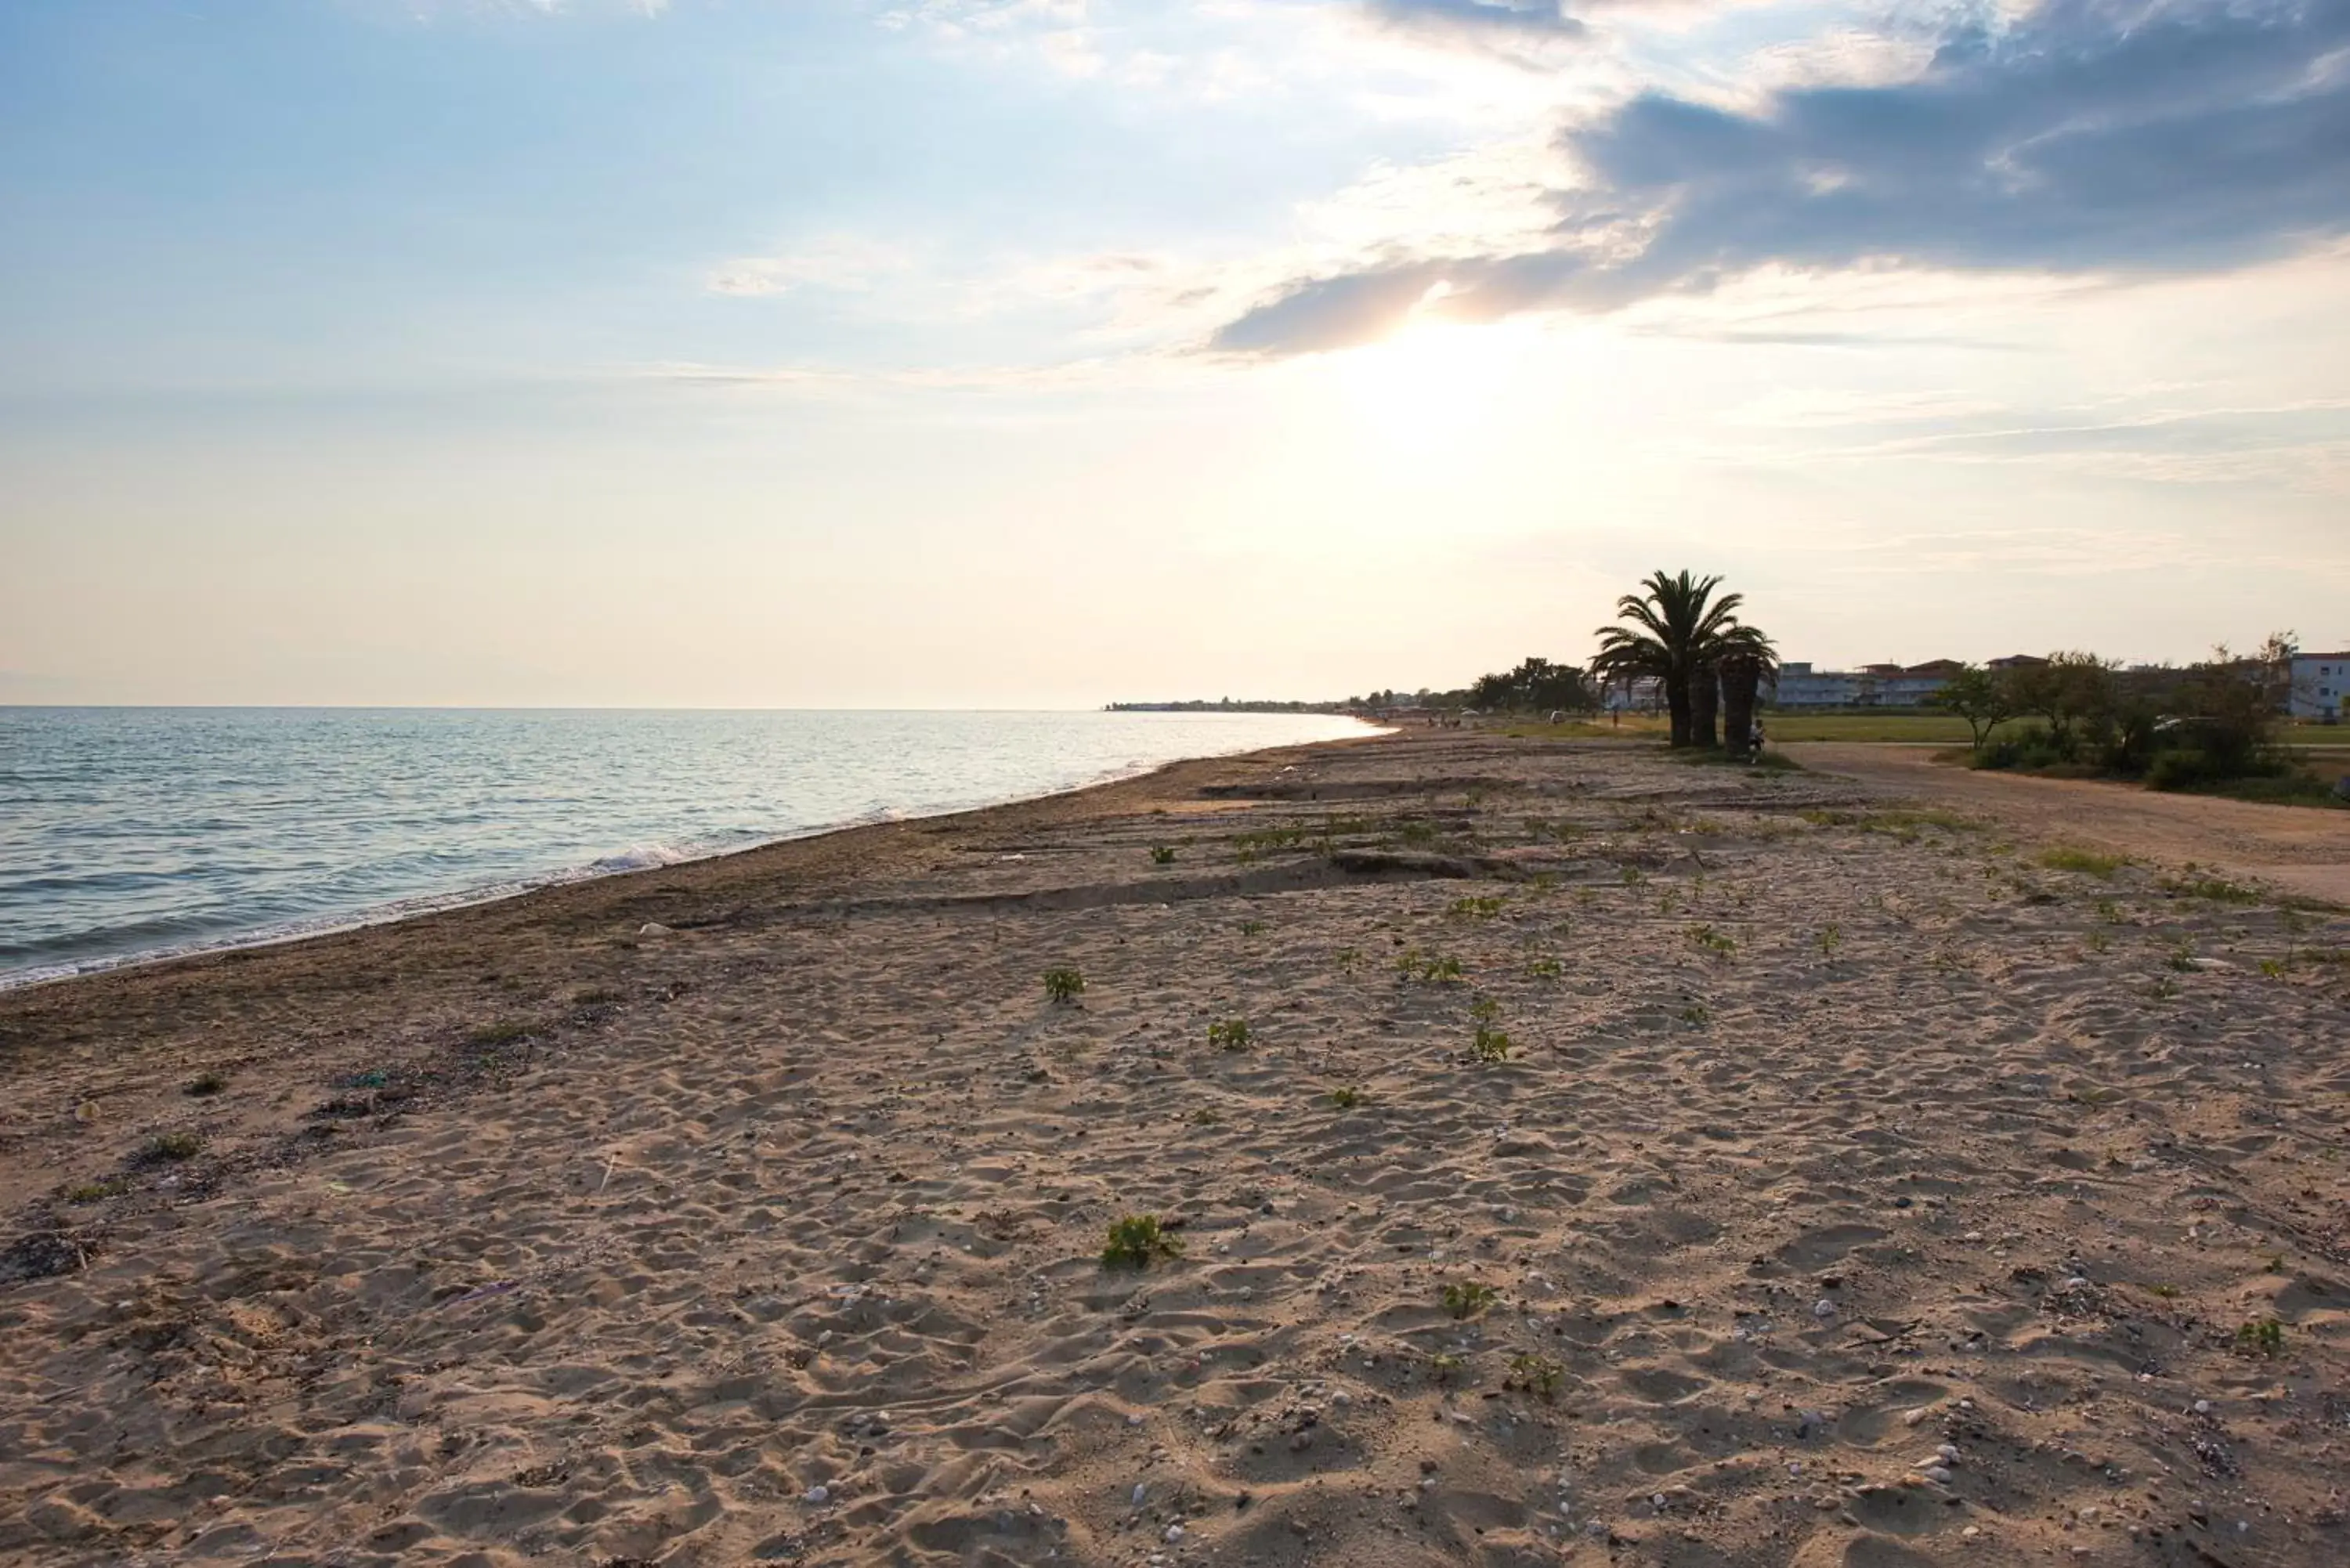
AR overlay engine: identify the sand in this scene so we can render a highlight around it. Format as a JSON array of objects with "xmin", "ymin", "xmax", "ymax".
[{"xmin": 2, "ymin": 729, "xmax": 2347, "ymax": 1567}]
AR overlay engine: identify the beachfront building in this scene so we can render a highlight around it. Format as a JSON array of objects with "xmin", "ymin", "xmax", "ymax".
[
  {"xmin": 1770, "ymin": 659, "xmax": 1961, "ymax": 709},
  {"xmin": 2292, "ymin": 651, "xmax": 2350, "ymax": 721}
]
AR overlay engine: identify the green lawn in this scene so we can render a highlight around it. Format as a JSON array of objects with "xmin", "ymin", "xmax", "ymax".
[{"xmin": 1754, "ymin": 711, "xmax": 1977, "ymax": 742}]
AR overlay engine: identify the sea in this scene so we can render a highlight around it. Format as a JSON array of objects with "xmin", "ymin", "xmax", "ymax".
[{"xmin": 0, "ymin": 707, "xmax": 1377, "ymax": 988}]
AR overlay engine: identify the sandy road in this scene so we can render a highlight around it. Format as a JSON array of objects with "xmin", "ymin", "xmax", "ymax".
[{"xmin": 1789, "ymin": 742, "xmax": 2350, "ymax": 905}]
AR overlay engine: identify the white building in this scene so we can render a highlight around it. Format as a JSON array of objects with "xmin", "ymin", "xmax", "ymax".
[
  {"xmin": 1770, "ymin": 660, "xmax": 1962, "ymax": 708},
  {"xmin": 2292, "ymin": 651, "xmax": 2350, "ymax": 721}
]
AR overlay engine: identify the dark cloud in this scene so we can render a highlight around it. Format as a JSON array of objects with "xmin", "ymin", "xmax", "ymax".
[
  {"xmin": 1215, "ymin": 0, "xmax": 2350, "ymax": 355},
  {"xmin": 1361, "ymin": 0, "xmax": 1588, "ymax": 44}
]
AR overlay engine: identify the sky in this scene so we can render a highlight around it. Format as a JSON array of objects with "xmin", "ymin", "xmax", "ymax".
[{"xmin": 3, "ymin": 0, "xmax": 2348, "ymax": 707}]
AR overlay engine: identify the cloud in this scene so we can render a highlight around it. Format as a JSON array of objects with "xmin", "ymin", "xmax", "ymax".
[
  {"xmin": 1214, "ymin": 0, "xmax": 2350, "ymax": 354},
  {"xmin": 1362, "ymin": 0, "xmax": 1587, "ymax": 46}
]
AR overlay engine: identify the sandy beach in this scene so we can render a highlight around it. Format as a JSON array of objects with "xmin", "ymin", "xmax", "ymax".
[{"xmin": 3, "ymin": 728, "xmax": 2347, "ymax": 1568}]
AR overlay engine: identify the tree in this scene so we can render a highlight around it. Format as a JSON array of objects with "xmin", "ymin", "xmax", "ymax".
[
  {"xmin": 2006, "ymin": 651, "xmax": 2116, "ymax": 757},
  {"xmin": 1717, "ymin": 628, "xmax": 1781, "ymax": 757},
  {"xmin": 1593, "ymin": 571, "xmax": 1750, "ymax": 748},
  {"xmin": 1928, "ymin": 665, "xmax": 2014, "ymax": 752}
]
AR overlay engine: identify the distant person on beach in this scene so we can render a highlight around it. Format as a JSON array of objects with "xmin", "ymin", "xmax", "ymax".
[{"xmin": 1748, "ymin": 719, "xmax": 1766, "ymax": 760}]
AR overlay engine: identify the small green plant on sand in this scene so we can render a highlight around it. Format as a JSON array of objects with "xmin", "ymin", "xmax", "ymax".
[
  {"xmin": 1442, "ymin": 1280, "xmax": 1499, "ymax": 1319},
  {"xmin": 1685, "ymin": 923, "xmax": 1736, "ymax": 956},
  {"xmin": 2259, "ymin": 957, "xmax": 2287, "ymax": 978},
  {"xmin": 1329, "ymin": 1086, "xmax": 1365, "ymax": 1110},
  {"xmin": 2096, "ymin": 898, "xmax": 2127, "ymax": 924},
  {"xmin": 62, "ymin": 1176, "xmax": 132, "ymax": 1204},
  {"xmin": 1335, "ymin": 947, "xmax": 1362, "ymax": 969},
  {"xmin": 2167, "ymin": 939, "xmax": 2199, "ymax": 973},
  {"xmin": 1817, "ymin": 925, "xmax": 1842, "ymax": 958},
  {"xmin": 1427, "ymin": 1351, "xmax": 1465, "ymax": 1384},
  {"xmin": 143, "ymin": 1132, "xmax": 203, "ymax": 1163},
  {"xmin": 1191, "ymin": 1107, "xmax": 1223, "ymax": 1126},
  {"xmin": 2235, "ymin": 1317, "xmax": 2286, "ymax": 1357},
  {"xmin": 1528, "ymin": 956, "xmax": 1563, "ymax": 979},
  {"xmin": 2039, "ymin": 847, "xmax": 2126, "ymax": 879},
  {"xmin": 184, "ymin": 1069, "xmax": 229, "ymax": 1097},
  {"xmin": 1472, "ymin": 1025, "xmax": 1512, "ymax": 1063},
  {"xmin": 1101, "ymin": 1214, "xmax": 1185, "ymax": 1270},
  {"xmin": 1508, "ymin": 1352, "xmax": 1565, "ymax": 1401},
  {"xmin": 467, "ymin": 1020, "xmax": 531, "ymax": 1048},
  {"xmin": 1469, "ymin": 996, "xmax": 1501, "ymax": 1024},
  {"xmin": 1239, "ymin": 919, "xmax": 1266, "ymax": 938},
  {"xmin": 1449, "ymin": 895, "xmax": 1503, "ymax": 920},
  {"xmin": 2086, "ymin": 932, "xmax": 2111, "ymax": 955},
  {"xmin": 1207, "ymin": 1018, "xmax": 1253, "ymax": 1051},
  {"xmin": 1150, "ymin": 844, "xmax": 1177, "ymax": 865},
  {"xmin": 1042, "ymin": 967, "xmax": 1086, "ymax": 1003},
  {"xmin": 1620, "ymin": 865, "xmax": 1647, "ymax": 887},
  {"xmin": 1678, "ymin": 1002, "xmax": 1712, "ymax": 1028},
  {"xmin": 1396, "ymin": 950, "xmax": 1466, "ymax": 985}
]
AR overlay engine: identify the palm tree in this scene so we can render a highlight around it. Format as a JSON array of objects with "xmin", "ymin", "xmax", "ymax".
[
  {"xmin": 1716, "ymin": 627, "xmax": 1780, "ymax": 757},
  {"xmin": 1593, "ymin": 570, "xmax": 1750, "ymax": 747}
]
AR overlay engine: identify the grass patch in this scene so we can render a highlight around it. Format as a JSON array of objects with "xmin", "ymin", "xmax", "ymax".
[
  {"xmin": 1761, "ymin": 712, "xmax": 1979, "ymax": 743},
  {"xmin": 61, "ymin": 1176, "xmax": 132, "ymax": 1204},
  {"xmin": 139, "ymin": 1132, "xmax": 204, "ymax": 1164},
  {"xmin": 1508, "ymin": 1352, "xmax": 1565, "ymax": 1400},
  {"xmin": 1207, "ymin": 1018, "xmax": 1253, "ymax": 1051},
  {"xmin": 2162, "ymin": 874, "xmax": 2261, "ymax": 905},
  {"xmin": 183, "ymin": 1069, "xmax": 230, "ymax": 1097},
  {"xmin": 465, "ymin": 1020, "xmax": 533, "ymax": 1048},
  {"xmin": 1441, "ymin": 1280, "xmax": 1499, "ymax": 1319},
  {"xmin": 2038, "ymin": 847, "xmax": 2127, "ymax": 878},
  {"xmin": 1149, "ymin": 844, "xmax": 1177, "ymax": 865},
  {"xmin": 1329, "ymin": 1086, "xmax": 1365, "ymax": 1110},
  {"xmin": 1101, "ymin": 1214, "xmax": 1184, "ymax": 1270},
  {"xmin": 1042, "ymin": 966, "xmax": 1085, "ymax": 1003},
  {"xmin": 1471, "ymin": 1024, "xmax": 1513, "ymax": 1062}
]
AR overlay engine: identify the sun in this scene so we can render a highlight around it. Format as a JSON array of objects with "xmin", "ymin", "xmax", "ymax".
[{"xmin": 1331, "ymin": 316, "xmax": 1534, "ymax": 448}]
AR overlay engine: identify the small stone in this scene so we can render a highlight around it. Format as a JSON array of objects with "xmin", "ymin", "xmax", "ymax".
[
  {"xmin": 1166, "ymin": 1525, "xmax": 1185, "ymax": 1542},
  {"xmin": 1962, "ymin": 1525, "xmax": 1981, "ymax": 1539},
  {"xmin": 1922, "ymin": 1466, "xmax": 1954, "ymax": 1484},
  {"xmin": 1133, "ymin": 1484, "xmax": 1148, "ymax": 1507},
  {"xmin": 804, "ymin": 1484, "xmax": 830, "ymax": 1505},
  {"xmin": 1937, "ymin": 1444, "xmax": 1960, "ymax": 1464},
  {"xmin": 2193, "ymin": 1400, "xmax": 2213, "ymax": 1416},
  {"xmin": 1813, "ymin": 1299, "xmax": 1836, "ymax": 1319}
]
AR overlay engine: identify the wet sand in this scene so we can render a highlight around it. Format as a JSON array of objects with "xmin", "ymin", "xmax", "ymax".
[{"xmin": 3, "ymin": 729, "xmax": 2347, "ymax": 1567}]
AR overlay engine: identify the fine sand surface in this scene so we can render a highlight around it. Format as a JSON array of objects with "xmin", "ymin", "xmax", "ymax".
[
  {"xmin": 1788, "ymin": 746, "xmax": 2350, "ymax": 909},
  {"xmin": 2, "ymin": 730, "xmax": 2348, "ymax": 1568}
]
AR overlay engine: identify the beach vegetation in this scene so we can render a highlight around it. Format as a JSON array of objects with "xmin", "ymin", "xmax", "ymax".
[
  {"xmin": 1528, "ymin": 956, "xmax": 1563, "ymax": 979},
  {"xmin": 1150, "ymin": 845, "xmax": 1177, "ymax": 865},
  {"xmin": 1469, "ymin": 996, "xmax": 1500, "ymax": 1024},
  {"xmin": 1042, "ymin": 966, "xmax": 1086, "ymax": 1003},
  {"xmin": 1329, "ymin": 1086, "xmax": 1365, "ymax": 1110},
  {"xmin": 1817, "ymin": 924, "xmax": 1842, "ymax": 957},
  {"xmin": 1685, "ymin": 923, "xmax": 1736, "ymax": 956},
  {"xmin": 2096, "ymin": 898, "xmax": 2127, "ymax": 923},
  {"xmin": 139, "ymin": 1132, "xmax": 204, "ymax": 1164},
  {"xmin": 1396, "ymin": 949, "xmax": 1465, "ymax": 985},
  {"xmin": 2039, "ymin": 847, "xmax": 2126, "ymax": 878},
  {"xmin": 62, "ymin": 1176, "xmax": 132, "ymax": 1203},
  {"xmin": 184, "ymin": 1069, "xmax": 230, "ymax": 1097},
  {"xmin": 2235, "ymin": 1317, "xmax": 2287, "ymax": 1357},
  {"xmin": 466, "ymin": 1020, "xmax": 532, "ymax": 1048},
  {"xmin": 1101, "ymin": 1214, "xmax": 1184, "ymax": 1270},
  {"xmin": 1442, "ymin": 1280, "xmax": 1499, "ymax": 1319},
  {"xmin": 2162, "ymin": 873, "xmax": 2260, "ymax": 905},
  {"xmin": 1239, "ymin": 919, "xmax": 1265, "ymax": 937},
  {"xmin": 1207, "ymin": 1018, "xmax": 1253, "ymax": 1050},
  {"xmin": 1426, "ymin": 1351, "xmax": 1466, "ymax": 1383},
  {"xmin": 2167, "ymin": 939, "xmax": 2199, "ymax": 972},
  {"xmin": 1192, "ymin": 1107, "xmax": 1222, "ymax": 1126},
  {"xmin": 1472, "ymin": 1025, "xmax": 1512, "ymax": 1062},
  {"xmin": 1448, "ymin": 895, "xmax": 1503, "ymax": 919},
  {"xmin": 1678, "ymin": 1002, "xmax": 1712, "ymax": 1027},
  {"xmin": 1508, "ymin": 1352, "xmax": 1565, "ymax": 1401},
  {"xmin": 1928, "ymin": 665, "xmax": 2018, "ymax": 751}
]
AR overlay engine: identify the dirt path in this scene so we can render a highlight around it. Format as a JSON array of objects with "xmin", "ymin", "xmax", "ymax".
[{"xmin": 1790, "ymin": 742, "xmax": 2350, "ymax": 905}]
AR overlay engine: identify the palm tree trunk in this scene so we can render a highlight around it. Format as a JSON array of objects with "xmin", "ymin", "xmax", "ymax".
[
  {"xmin": 1722, "ymin": 655, "xmax": 1759, "ymax": 757},
  {"xmin": 1690, "ymin": 663, "xmax": 1720, "ymax": 749},
  {"xmin": 1665, "ymin": 669, "xmax": 1693, "ymax": 747}
]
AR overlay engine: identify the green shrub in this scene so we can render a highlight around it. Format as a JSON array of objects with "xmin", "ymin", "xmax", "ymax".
[
  {"xmin": 1207, "ymin": 1018, "xmax": 1252, "ymax": 1050},
  {"xmin": 184, "ymin": 1069, "xmax": 230, "ymax": 1097},
  {"xmin": 1042, "ymin": 967, "xmax": 1086, "ymax": 1003},
  {"xmin": 1508, "ymin": 1352, "xmax": 1564, "ymax": 1400},
  {"xmin": 2236, "ymin": 1317, "xmax": 2286, "ymax": 1357},
  {"xmin": 1102, "ymin": 1214, "xmax": 1184, "ymax": 1270},
  {"xmin": 142, "ymin": 1133, "xmax": 203, "ymax": 1163},
  {"xmin": 1472, "ymin": 1025, "xmax": 1512, "ymax": 1063},
  {"xmin": 2038, "ymin": 847, "xmax": 2125, "ymax": 878},
  {"xmin": 466, "ymin": 1020, "xmax": 531, "ymax": 1048},
  {"xmin": 1329, "ymin": 1086, "xmax": 1365, "ymax": 1110},
  {"xmin": 1149, "ymin": 844, "xmax": 1177, "ymax": 865},
  {"xmin": 1441, "ymin": 1280, "xmax": 1498, "ymax": 1319}
]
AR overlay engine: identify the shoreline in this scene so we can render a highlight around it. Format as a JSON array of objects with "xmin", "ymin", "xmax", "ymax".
[{"xmin": 0, "ymin": 721, "xmax": 1390, "ymax": 998}]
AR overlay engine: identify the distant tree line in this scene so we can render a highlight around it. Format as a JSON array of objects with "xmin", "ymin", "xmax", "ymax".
[{"xmin": 1930, "ymin": 635, "xmax": 2313, "ymax": 796}]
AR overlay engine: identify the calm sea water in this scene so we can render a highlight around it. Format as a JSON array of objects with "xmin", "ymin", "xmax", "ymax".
[{"xmin": 0, "ymin": 708, "xmax": 1376, "ymax": 987}]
